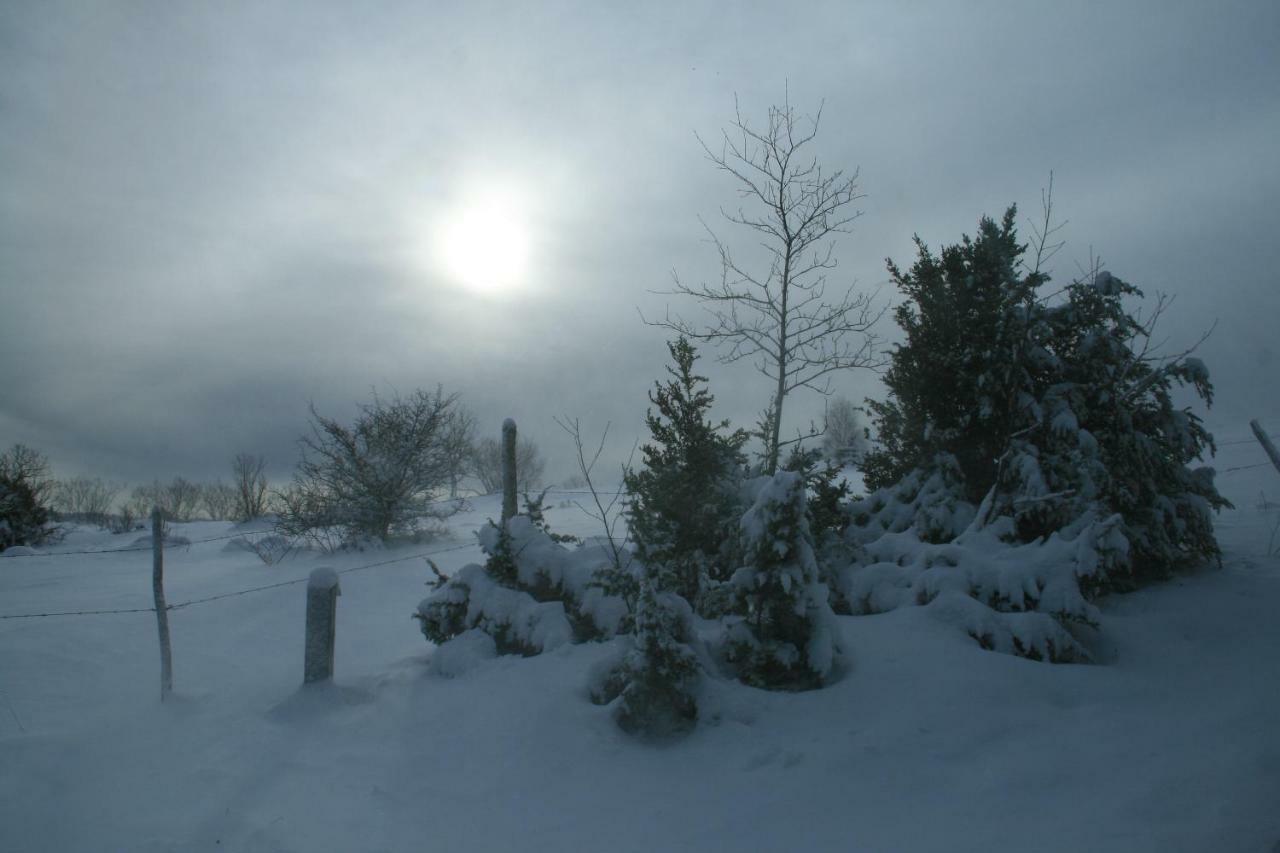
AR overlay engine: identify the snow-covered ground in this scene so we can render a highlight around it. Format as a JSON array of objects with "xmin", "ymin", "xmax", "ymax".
[{"xmin": 2, "ymin": 475, "xmax": 1278, "ymax": 853}]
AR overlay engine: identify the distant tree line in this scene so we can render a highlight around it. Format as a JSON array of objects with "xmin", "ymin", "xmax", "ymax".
[{"xmin": 0, "ymin": 387, "xmax": 549, "ymax": 553}]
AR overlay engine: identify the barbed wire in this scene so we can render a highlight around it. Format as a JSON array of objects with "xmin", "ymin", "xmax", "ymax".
[
  {"xmin": 1222, "ymin": 463, "xmax": 1272, "ymax": 474},
  {"xmin": 0, "ymin": 543, "xmax": 153, "ymax": 559},
  {"xmin": 0, "ymin": 527, "xmax": 283, "ymax": 560},
  {"xmin": 0, "ymin": 538, "xmax": 483, "ymax": 619},
  {"xmin": 0, "ymin": 606, "xmax": 158, "ymax": 620}
]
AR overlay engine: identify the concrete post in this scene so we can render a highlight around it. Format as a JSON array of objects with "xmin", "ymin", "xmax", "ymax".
[
  {"xmin": 501, "ymin": 418, "xmax": 518, "ymax": 524},
  {"xmin": 304, "ymin": 568, "xmax": 340, "ymax": 684}
]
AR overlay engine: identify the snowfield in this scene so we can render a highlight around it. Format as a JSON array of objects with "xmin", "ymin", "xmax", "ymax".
[{"xmin": 2, "ymin": 476, "xmax": 1278, "ymax": 853}]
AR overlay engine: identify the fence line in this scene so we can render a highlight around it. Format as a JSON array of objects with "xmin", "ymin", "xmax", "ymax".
[
  {"xmin": 0, "ymin": 606, "xmax": 160, "ymax": 620},
  {"xmin": 0, "ymin": 527, "xmax": 280, "ymax": 560},
  {"xmin": 0, "ymin": 540, "xmax": 482, "ymax": 620},
  {"xmin": 1222, "ymin": 463, "xmax": 1271, "ymax": 474}
]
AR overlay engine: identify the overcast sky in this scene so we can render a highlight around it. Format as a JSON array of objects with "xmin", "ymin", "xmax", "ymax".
[{"xmin": 2, "ymin": 1, "xmax": 1278, "ymax": 487}]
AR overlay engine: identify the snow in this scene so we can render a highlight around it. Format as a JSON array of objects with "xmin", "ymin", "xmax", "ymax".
[
  {"xmin": 1, "ymin": 486, "xmax": 1278, "ymax": 851},
  {"xmin": 307, "ymin": 567, "xmax": 339, "ymax": 591}
]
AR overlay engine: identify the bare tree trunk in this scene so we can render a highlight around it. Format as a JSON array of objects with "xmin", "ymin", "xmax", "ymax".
[
  {"xmin": 767, "ymin": 247, "xmax": 792, "ymax": 474},
  {"xmin": 501, "ymin": 418, "xmax": 518, "ymax": 523},
  {"xmin": 646, "ymin": 97, "xmax": 884, "ymax": 474},
  {"xmin": 1251, "ymin": 420, "xmax": 1280, "ymax": 477},
  {"xmin": 151, "ymin": 507, "xmax": 173, "ymax": 701}
]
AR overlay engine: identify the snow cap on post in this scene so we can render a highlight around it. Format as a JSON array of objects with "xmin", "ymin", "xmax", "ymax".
[{"xmin": 308, "ymin": 566, "xmax": 340, "ymax": 592}]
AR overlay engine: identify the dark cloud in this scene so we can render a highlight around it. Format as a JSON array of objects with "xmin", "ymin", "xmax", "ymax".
[{"xmin": 3, "ymin": 0, "xmax": 1278, "ymax": 485}]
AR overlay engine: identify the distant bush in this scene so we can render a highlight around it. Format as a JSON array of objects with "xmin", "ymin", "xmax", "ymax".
[
  {"xmin": 470, "ymin": 436, "xmax": 545, "ymax": 495},
  {"xmin": 201, "ymin": 481, "xmax": 238, "ymax": 521},
  {"xmin": 280, "ymin": 388, "xmax": 467, "ymax": 544},
  {"xmin": 53, "ymin": 476, "xmax": 120, "ymax": 527},
  {"xmin": 127, "ymin": 477, "xmax": 202, "ymax": 523},
  {"xmin": 0, "ymin": 444, "xmax": 57, "ymax": 551},
  {"xmin": 230, "ymin": 453, "xmax": 270, "ymax": 522}
]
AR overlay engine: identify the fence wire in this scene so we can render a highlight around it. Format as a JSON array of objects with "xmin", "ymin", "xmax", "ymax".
[
  {"xmin": 0, "ymin": 539, "xmax": 481, "ymax": 620},
  {"xmin": 0, "ymin": 528, "xmax": 278, "ymax": 560}
]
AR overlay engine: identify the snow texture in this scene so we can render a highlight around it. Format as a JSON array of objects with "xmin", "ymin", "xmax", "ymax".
[
  {"xmin": 1, "ymin": 485, "xmax": 1277, "ymax": 851},
  {"xmin": 417, "ymin": 514, "xmax": 630, "ymax": 656},
  {"xmin": 307, "ymin": 567, "xmax": 340, "ymax": 591},
  {"xmin": 843, "ymin": 470, "xmax": 1130, "ymax": 661}
]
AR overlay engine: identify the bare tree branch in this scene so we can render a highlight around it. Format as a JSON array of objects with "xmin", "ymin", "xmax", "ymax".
[{"xmin": 643, "ymin": 96, "xmax": 885, "ymax": 473}]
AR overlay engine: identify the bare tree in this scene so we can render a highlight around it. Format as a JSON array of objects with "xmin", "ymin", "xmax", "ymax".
[
  {"xmin": 231, "ymin": 453, "xmax": 270, "ymax": 522},
  {"xmin": 470, "ymin": 436, "xmax": 546, "ymax": 495},
  {"xmin": 284, "ymin": 387, "xmax": 460, "ymax": 542},
  {"xmin": 164, "ymin": 477, "xmax": 202, "ymax": 522},
  {"xmin": 441, "ymin": 406, "xmax": 478, "ymax": 498},
  {"xmin": 650, "ymin": 95, "xmax": 885, "ymax": 473},
  {"xmin": 123, "ymin": 477, "xmax": 200, "ymax": 522},
  {"xmin": 553, "ymin": 416, "xmax": 632, "ymax": 572},
  {"xmin": 821, "ymin": 396, "xmax": 866, "ymax": 465},
  {"xmin": 53, "ymin": 476, "xmax": 121, "ymax": 526},
  {"xmin": 201, "ymin": 481, "xmax": 238, "ymax": 521},
  {"xmin": 127, "ymin": 482, "xmax": 162, "ymax": 521}
]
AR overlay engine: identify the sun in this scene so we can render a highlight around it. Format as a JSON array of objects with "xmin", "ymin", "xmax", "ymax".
[{"xmin": 432, "ymin": 188, "xmax": 531, "ymax": 295}]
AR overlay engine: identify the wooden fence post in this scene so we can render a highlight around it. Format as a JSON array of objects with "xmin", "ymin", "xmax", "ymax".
[
  {"xmin": 151, "ymin": 506, "xmax": 173, "ymax": 701},
  {"xmin": 304, "ymin": 568, "xmax": 340, "ymax": 684},
  {"xmin": 502, "ymin": 418, "xmax": 518, "ymax": 524},
  {"xmin": 1251, "ymin": 420, "xmax": 1280, "ymax": 477}
]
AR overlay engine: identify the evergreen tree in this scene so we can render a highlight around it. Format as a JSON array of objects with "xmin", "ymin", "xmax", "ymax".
[
  {"xmin": 0, "ymin": 472, "xmax": 52, "ymax": 552},
  {"xmin": 612, "ymin": 565, "xmax": 701, "ymax": 737},
  {"xmin": 625, "ymin": 337, "xmax": 748, "ymax": 607},
  {"xmin": 862, "ymin": 208, "xmax": 1227, "ymax": 580},
  {"xmin": 0, "ymin": 444, "xmax": 55, "ymax": 552},
  {"xmin": 781, "ymin": 444, "xmax": 852, "ymax": 553},
  {"xmin": 1008, "ymin": 270, "xmax": 1229, "ymax": 578},
  {"xmin": 724, "ymin": 471, "xmax": 840, "ymax": 690},
  {"xmin": 863, "ymin": 208, "xmax": 1043, "ymax": 500}
]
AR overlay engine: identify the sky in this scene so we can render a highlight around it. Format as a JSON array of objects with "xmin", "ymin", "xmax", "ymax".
[{"xmin": 2, "ymin": 0, "xmax": 1278, "ymax": 488}]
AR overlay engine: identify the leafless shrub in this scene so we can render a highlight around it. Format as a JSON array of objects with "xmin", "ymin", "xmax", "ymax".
[
  {"xmin": 227, "ymin": 532, "xmax": 295, "ymax": 565},
  {"xmin": 231, "ymin": 453, "xmax": 270, "ymax": 522},
  {"xmin": 554, "ymin": 416, "xmax": 634, "ymax": 571},
  {"xmin": 164, "ymin": 477, "xmax": 202, "ymax": 522},
  {"xmin": 279, "ymin": 387, "xmax": 463, "ymax": 544},
  {"xmin": 127, "ymin": 482, "xmax": 163, "ymax": 521},
  {"xmin": 470, "ymin": 436, "xmax": 546, "ymax": 495},
  {"xmin": 201, "ymin": 481, "xmax": 238, "ymax": 521},
  {"xmin": 108, "ymin": 504, "xmax": 141, "ymax": 534},
  {"xmin": 53, "ymin": 476, "xmax": 121, "ymax": 527}
]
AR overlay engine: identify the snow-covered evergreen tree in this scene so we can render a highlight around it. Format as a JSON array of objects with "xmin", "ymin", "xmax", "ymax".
[
  {"xmin": 625, "ymin": 337, "xmax": 747, "ymax": 610},
  {"xmin": 1005, "ymin": 269, "xmax": 1229, "ymax": 579},
  {"xmin": 724, "ymin": 472, "xmax": 841, "ymax": 689},
  {"xmin": 861, "ymin": 207, "xmax": 1227, "ymax": 582},
  {"xmin": 610, "ymin": 563, "xmax": 701, "ymax": 737},
  {"xmin": 416, "ymin": 506, "xmax": 631, "ymax": 656},
  {"xmin": 863, "ymin": 209, "xmax": 1043, "ymax": 501}
]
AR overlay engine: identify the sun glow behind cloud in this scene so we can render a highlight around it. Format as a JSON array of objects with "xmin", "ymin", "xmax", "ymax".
[{"xmin": 430, "ymin": 186, "xmax": 532, "ymax": 296}]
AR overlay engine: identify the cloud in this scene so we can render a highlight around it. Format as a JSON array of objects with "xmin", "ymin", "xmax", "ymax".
[{"xmin": 2, "ymin": 0, "xmax": 1278, "ymax": 483}]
